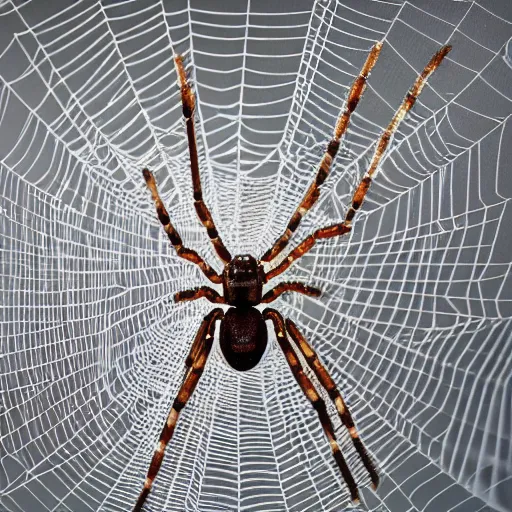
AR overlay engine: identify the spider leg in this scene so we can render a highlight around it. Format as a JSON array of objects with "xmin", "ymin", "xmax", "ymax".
[
  {"xmin": 343, "ymin": 44, "xmax": 451, "ymax": 227},
  {"xmin": 286, "ymin": 318, "xmax": 379, "ymax": 489},
  {"xmin": 143, "ymin": 169, "xmax": 222, "ymax": 284},
  {"xmin": 174, "ymin": 286, "xmax": 226, "ymax": 304},
  {"xmin": 261, "ymin": 42, "xmax": 383, "ymax": 263},
  {"xmin": 133, "ymin": 309, "xmax": 223, "ymax": 512},
  {"xmin": 263, "ymin": 308, "xmax": 360, "ymax": 503},
  {"xmin": 265, "ymin": 44, "xmax": 451, "ymax": 282},
  {"xmin": 174, "ymin": 55, "xmax": 232, "ymax": 264},
  {"xmin": 261, "ymin": 282, "xmax": 321, "ymax": 303},
  {"xmin": 265, "ymin": 223, "xmax": 351, "ymax": 281}
]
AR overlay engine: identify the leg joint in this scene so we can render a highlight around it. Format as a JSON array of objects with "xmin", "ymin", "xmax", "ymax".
[
  {"xmin": 182, "ymin": 102, "xmax": 194, "ymax": 119},
  {"xmin": 327, "ymin": 139, "xmax": 340, "ymax": 157}
]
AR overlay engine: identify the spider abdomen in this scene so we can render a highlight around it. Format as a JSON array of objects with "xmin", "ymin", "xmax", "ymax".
[{"xmin": 219, "ymin": 307, "xmax": 267, "ymax": 371}]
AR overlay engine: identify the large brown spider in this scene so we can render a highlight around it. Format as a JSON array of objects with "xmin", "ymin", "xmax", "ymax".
[{"xmin": 134, "ymin": 42, "xmax": 451, "ymax": 511}]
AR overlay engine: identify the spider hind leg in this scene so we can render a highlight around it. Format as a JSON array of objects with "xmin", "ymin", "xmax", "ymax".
[
  {"xmin": 264, "ymin": 308, "xmax": 361, "ymax": 503},
  {"xmin": 286, "ymin": 318, "xmax": 379, "ymax": 490},
  {"xmin": 133, "ymin": 309, "xmax": 223, "ymax": 512}
]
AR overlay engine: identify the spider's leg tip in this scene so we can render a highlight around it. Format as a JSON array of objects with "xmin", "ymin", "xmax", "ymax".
[
  {"xmin": 436, "ymin": 44, "xmax": 452, "ymax": 62},
  {"xmin": 142, "ymin": 168, "xmax": 153, "ymax": 182},
  {"xmin": 174, "ymin": 54, "xmax": 185, "ymax": 72},
  {"xmin": 370, "ymin": 472, "xmax": 380, "ymax": 491},
  {"xmin": 174, "ymin": 55, "xmax": 189, "ymax": 88}
]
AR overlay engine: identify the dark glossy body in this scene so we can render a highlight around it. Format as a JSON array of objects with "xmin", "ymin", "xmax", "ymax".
[{"xmin": 220, "ymin": 254, "xmax": 267, "ymax": 371}]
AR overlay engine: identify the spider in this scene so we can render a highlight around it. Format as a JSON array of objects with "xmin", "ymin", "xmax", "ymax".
[{"xmin": 134, "ymin": 42, "xmax": 451, "ymax": 511}]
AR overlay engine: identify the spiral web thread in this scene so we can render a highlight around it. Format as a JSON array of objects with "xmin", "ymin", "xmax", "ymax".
[{"xmin": 1, "ymin": 1, "xmax": 511, "ymax": 511}]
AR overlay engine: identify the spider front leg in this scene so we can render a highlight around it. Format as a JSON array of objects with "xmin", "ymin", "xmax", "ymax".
[
  {"xmin": 264, "ymin": 44, "xmax": 451, "ymax": 281},
  {"xmin": 286, "ymin": 319, "xmax": 379, "ymax": 489},
  {"xmin": 261, "ymin": 42, "xmax": 383, "ymax": 263},
  {"xmin": 174, "ymin": 55, "xmax": 232, "ymax": 264},
  {"xmin": 143, "ymin": 169, "xmax": 222, "ymax": 284},
  {"xmin": 264, "ymin": 308, "xmax": 361, "ymax": 503},
  {"xmin": 343, "ymin": 44, "xmax": 451, "ymax": 227},
  {"xmin": 134, "ymin": 309, "xmax": 223, "ymax": 512}
]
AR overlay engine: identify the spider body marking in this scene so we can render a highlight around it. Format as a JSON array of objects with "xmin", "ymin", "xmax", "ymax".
[{"xmin": 134, "ymin": 45, "xmax": 451, "ymax": 511}]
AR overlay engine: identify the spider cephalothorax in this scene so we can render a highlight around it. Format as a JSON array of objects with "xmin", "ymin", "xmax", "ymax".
[
  {"xmin": 222, "ymin": 254, "xmax": 265, "ymax": 306},
  {"xmin": 134, "ymin": 45, "xmax": 451, "ymax": 511}
]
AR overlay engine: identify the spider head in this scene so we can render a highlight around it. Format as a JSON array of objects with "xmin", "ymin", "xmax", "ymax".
[{"xmin": 223, "ymin": 254, "xmax": 264, "ymax": 306}]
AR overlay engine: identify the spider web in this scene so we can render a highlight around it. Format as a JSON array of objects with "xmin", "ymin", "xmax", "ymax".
[{"xmin": 1, "ymin": 0, "xmax": 511, "ymax": 511}]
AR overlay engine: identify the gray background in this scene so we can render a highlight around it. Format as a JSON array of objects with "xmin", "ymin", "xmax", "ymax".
[{"xmin": 1, "ymin": 1, "xmax": 512, "ymax": 511}]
